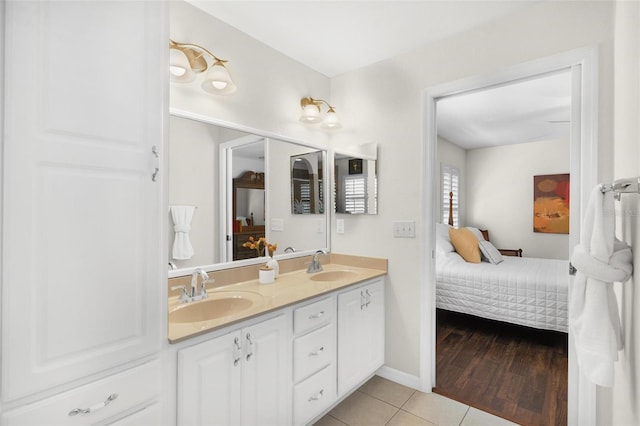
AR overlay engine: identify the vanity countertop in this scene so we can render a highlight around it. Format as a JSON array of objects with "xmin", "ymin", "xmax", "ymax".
[{"xmin": 168, "ymin": 254, "xmax": 387, "ymax": 343}]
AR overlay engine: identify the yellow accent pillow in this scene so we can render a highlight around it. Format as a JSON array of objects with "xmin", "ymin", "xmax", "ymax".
[{"xmin": 448, "ymin": 227, "xmax": 481, "ymax": 263}]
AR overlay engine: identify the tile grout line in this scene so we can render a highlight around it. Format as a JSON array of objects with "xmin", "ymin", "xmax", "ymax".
[{"xmin": 458, "ymin": 405, "xmax": 471, "ymax": 426}]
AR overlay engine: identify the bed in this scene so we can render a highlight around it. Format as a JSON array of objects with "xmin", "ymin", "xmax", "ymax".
[{"xmin": 435, "ymin": 223, "xmax": 569, "ymax": 333}]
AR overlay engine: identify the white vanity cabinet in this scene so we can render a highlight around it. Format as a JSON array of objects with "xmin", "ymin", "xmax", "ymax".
[
  {"xmin": 292, "ymin": 296, "xmax": 337, "ymax": 426},
  {"xmin": 337, "ymin": 278, "xmax": 385, "ymax": 396},
  {"xmin": 1, "ymin": 0, "xmax": 166, "ymax": 421},
  {"xmin": 177, "ymin": 313, "xmax": 292, "ymax": 426}
]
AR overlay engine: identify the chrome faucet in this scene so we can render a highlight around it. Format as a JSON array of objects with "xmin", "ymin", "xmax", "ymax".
[
  {"xmin": 307, "ymin": 249, "xmax": 327, "ymax": 273},
  {"xmin": 171, "ymin": 268, "xmax": 213, "ymax": 304},
  {"xmin": 190, "ymin": 269, "xmax": 209, "ymax": 298}
]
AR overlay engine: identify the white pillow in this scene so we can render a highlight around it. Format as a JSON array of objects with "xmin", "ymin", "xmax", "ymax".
[
  {"xmin": 435, "ymin": 223, "xmax": 454, "ymax": 254},
  {"xmin": 436, "ymin": 223, "xmax": 451, "ymax": 240},
  {"xmin": 436, "ymin": 236, "xmax": 455, "ymax": 254},
  {"xmin": 466, "ymin": 227, "xmax": 485, "ymax": 241},
  {"xmin": 479, "ymin": 240, "xmax": 504, "ymax": 264}
]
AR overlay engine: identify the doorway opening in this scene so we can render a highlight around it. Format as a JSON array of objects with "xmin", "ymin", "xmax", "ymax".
[
  {"xmin": 420, "ymin": 47, "xmax": 599, "ymax": 426},
  {"xmin": 432, "ymin": 69, "xmax": 572, "ymax": 425}
]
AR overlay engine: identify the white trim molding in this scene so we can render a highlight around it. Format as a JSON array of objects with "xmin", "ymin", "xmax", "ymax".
[{"xmin": 420, "ymin": 46, "xmax": 599, "ymax": 425}]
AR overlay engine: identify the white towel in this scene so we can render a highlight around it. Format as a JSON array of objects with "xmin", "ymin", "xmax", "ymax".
[
  {"xmin": 570, "ymin": 186, "xmax": 633, "ymax": 387},
  {"xmin": 170, "ymin": 205, "xmax": 196, "ymax": 260}
]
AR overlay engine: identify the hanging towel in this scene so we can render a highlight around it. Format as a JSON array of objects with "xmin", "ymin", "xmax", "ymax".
[
  {"xmin": 170, "ymin": 205, "xmax": 196, "ymax": 260},
  {"xmin": 570, "ymin": 186, "xmax": 633, "ymax": 387}
]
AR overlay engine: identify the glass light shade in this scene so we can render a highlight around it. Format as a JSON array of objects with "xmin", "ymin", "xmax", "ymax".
[
  {"xmin": 299, "ymin": 104, "xmax": 322, "ymax": 123},
  {"xmin": 321, "ymin": 110, "xmax": 342, "ymax": 129},
  {"xmin": 201, "ymin": 63, "xmax": 237, "ymax": 95},
  {"xmin": 169, "ymin": 49, "xmax": 196, "ymax": 83}
]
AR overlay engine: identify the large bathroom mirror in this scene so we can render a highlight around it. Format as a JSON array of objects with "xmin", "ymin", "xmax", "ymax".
[
  {"xmin": 334, "ymin": 143, "xmax": 378, "ymax": 215},
  {"xmin": 168, "ymin": 111, "xmax": 330, "ymax": 275},
  {"xmin": 291, "ymin": 151, "xmax": 324, "ymax": 214}
]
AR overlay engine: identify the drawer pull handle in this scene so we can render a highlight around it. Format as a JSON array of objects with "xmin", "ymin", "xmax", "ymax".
[
  {"xmin": 68, "ymin": 393, "xmax": 118, "ymax": 416},
  {"xmin": 308, "ymin": 389, "xmax": 324, "ymax": 402},
  {"xmin": 308, "ymin": 311, "xmax": 325, "ymax": 320},
  {"xmin": 309, "ymin": 346, "xmax": 325, "ymax": 357}
]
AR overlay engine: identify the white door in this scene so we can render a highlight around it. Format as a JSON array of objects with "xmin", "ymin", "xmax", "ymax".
[{"xmin": 2, "ymin": 0, "xmax": 165, "ymax": 401}]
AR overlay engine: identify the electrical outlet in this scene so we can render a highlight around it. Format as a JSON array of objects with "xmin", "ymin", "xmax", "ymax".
[
  {"xmin": 316, "ymin": 219, "xmax": 324, "ymax": 233},
  {"xmin": 393, "ymin": 220, "xmax": 415, "ymax": 238},
  {"xmin": 336, "ymin": 219, "xmax": 345, "ymax": 234}
]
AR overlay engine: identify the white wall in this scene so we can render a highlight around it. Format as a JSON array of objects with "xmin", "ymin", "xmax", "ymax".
[
  {"xmin": 597, "ymin": 1, "xmax": 640, "ymax": 424},
  {"xmin": 466, "ymin": 139, "xmax": 570, "ymax": 260},
  {"xmin": 330, "ymin": 1, "xmax": 613, "ymax": 378},
  {"xmin": 437, "ymin": 136, "xmax": 466, "ymax": 226},
  {"xmin": 170, "ymin": 1, "xmax": 330, "ymax": 147}
]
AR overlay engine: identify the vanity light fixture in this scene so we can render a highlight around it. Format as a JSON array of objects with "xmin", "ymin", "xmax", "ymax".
[
  {"xmin": 169, "ymin": 39, "xmax": 237, "ymax": 95},
  {"xmin": 299, "ymin": 97, "xmax": 342, "ymax": 129}
]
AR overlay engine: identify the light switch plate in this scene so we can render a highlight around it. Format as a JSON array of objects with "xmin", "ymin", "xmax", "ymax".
[
  {"xmin": 336, "ymin": 219, "xmax": 345, "ymax": 234},
  {"xmin": 271, "ymin": 218, "xmax": 284, "ymax": 231},
  {"xmin": 393, "ymin": 220, "xmax": 415, "ymax": 238}
]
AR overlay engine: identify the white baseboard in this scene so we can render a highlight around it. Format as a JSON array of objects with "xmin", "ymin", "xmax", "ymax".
[{"xmin": 375, "ymin": 365, "xmax": 423, "ymax": 391}]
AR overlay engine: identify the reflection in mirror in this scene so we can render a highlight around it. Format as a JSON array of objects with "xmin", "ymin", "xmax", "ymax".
[
  {"xmin": 334, "ymin": 155, "xmax": 377, "ymax": 214},
  {"xmin": 334, "ymin": 144, "xmax": 378, "ymax": 215},
  {"xmin": 291, "ymin": 151, "xmax": 324, "ymax": 214},
  {"xmin": 169, "ymin": 112, "xmax": 330, "ymax": 276},
  {"xmin": 232, "ymin": 171, "xmax": 265, "ymax": 260}
]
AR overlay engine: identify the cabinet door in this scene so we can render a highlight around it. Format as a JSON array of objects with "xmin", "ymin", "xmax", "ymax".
[
  {"xmin": 178, "ymin": 332, "xmax": 242, "ymax": 426},
  {"xmin": 337, "ymin": 286, "xmax": 366, "ymax": 395},
  {"xmin": 241, "ymin": 314, "xmax": 291, "ymax": 426},
  {"xmin": 337, "ymin": 280, "xmax": 385, "ymax": 396},
  {"xmin": 360, "ymin": 280, "xmax": 385, "ymax": 376},
  {"xmin": 2, "ymin": 1, "xmax": 165, "ymax": 401}
]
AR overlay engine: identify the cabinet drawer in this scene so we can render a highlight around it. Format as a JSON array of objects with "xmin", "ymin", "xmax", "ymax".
[
  {"xmin": 2, "ymin": 360, "xmax": 160, "ymax": 425},
  {"xmin": 293, "ymin": 323, "xmax": 335, "ymax": 383},
  {"xmin": 293, "ymin": 364, "xmax": 336, "ymax": 426},
  {"xmin": 293, "ymin": 296, "xmax": 334, "ymax": 335}
]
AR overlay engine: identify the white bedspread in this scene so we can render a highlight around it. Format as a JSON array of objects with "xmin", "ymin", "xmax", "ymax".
[{"xmin": 436, "ymin": 252, "xmax": 569, "ymax": 332}]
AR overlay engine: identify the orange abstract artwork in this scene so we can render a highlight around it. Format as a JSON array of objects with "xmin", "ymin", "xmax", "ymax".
[{"xmin": 533, "ymin": 174, "xmax": 570, "ymax": 234}]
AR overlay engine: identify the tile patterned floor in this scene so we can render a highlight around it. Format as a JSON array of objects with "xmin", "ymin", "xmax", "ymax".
[{"xmin": 314, "ymin": 376, "xmax": 520, "ymax": 426}]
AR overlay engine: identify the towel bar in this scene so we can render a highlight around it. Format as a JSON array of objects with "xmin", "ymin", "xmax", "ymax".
[{"xmin": 600, "ymin": 176, "xmax": 640, "ymax": 200}]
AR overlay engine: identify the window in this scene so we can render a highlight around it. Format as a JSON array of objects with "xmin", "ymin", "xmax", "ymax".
[{"xmin": 441, "ymin": 164, "xmax": 459, "ymax": 227}]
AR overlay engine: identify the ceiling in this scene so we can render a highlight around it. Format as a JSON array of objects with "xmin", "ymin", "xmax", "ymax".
[
  {"xmin": 186, "ymin": 0, "xmax": 570, "ymax": 149},
  {"xmin": 437, "ymin": 70, "xmax": 572, "ymax": 149}
]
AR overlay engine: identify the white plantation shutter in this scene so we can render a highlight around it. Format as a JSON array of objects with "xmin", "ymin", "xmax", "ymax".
[
  {"xmin": 345, "ymin": 176, "xmax": 366, "ymax": 214},
  {"xmin": 441, "ymin": 164, "xmax": 459, "ymax": 227}
]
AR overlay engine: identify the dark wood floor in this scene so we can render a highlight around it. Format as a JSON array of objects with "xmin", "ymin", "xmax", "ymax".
[{"xmin": 434, "ymin": 309, "xmax": 568, "ymax": 426}]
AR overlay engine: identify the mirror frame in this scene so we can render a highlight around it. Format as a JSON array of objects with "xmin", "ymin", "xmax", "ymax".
[{"xmin": 169, "ymin": 107, "xmax": 331, "ymax": 278}]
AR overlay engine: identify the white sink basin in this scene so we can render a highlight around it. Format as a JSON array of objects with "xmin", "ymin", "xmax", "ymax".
[{"xmin": 169, "ymin": 291, "xmax": 264, "ymax": 324}]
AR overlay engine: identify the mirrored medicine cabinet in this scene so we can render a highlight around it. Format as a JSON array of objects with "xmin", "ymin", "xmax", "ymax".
[{"xmin": 334, "ymin": 144, "xmax": 378, "ymax": 215}]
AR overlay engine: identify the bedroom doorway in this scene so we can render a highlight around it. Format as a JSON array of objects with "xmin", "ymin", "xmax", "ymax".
[
  {"xmin": 432, "ymin": 69, "xmax": 572, "ymax": 426},
  {"xmin": 420, "ymin": 47, "xmax": 599, "ymax": 426}
]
